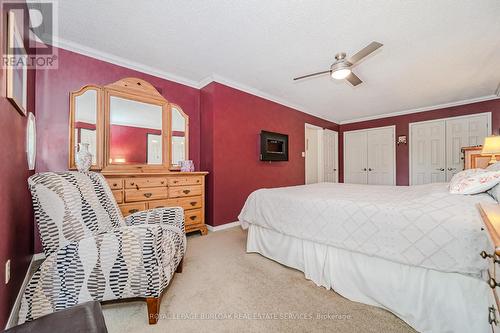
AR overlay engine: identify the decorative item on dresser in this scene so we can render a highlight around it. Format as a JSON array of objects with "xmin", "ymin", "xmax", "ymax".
[
  {"xmin": 68, "ymin": 77, "xmax": 208, "ymax": 235},
  {"xmin": 478, "ymin": 203, "xmax": 500, "ymax": 332}
]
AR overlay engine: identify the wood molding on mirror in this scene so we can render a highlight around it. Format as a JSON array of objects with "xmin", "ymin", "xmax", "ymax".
[
  {"xmin": 68, "ymin": 78, "xmax": 190, "ymax": 172},
  {"xmin": 68, "ymin": 85, "xmax": 104, "ymax": 170}
]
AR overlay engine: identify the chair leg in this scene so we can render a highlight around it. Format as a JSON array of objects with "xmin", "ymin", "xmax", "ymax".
[
  {"xmin": 176, "ymin": 258, "xmax": 183, "ymax": 273},
  {"xmin": 146, "ymin": 297, "xmax": 160, "ymax": 324}
]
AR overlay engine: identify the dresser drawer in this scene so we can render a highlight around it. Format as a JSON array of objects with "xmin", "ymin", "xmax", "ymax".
[
  {"xmin": 168, "ymin": 176, "xmax": 203, "ymax": 187},
  {"xmin": 147, "ymin": 196, "xmax": 202, "ymax": 211},
  {"xmin": 125, "ymin": 177, "xmax": 167, "ymax": 189},
  {"xmin": 185, "ymin": 209, "xmax": 203, "ymax": 226},
  {"xmin": 119, "ymin": 203, "xmax": 146, "ymax": 216},
  {"xmin": 107, "ymin": 179, "xmax": 123, "ymax": 190},
  {"xmin": 125, "ymin": 188, "xmax": 168, "ymax": 202},
  {"xmin": 112, "ymin": 190, "xmax": 123, "ymax": 204},
  {"xmin": 168, "ymin": 185, "xmax": 202, "ymax": 198}
]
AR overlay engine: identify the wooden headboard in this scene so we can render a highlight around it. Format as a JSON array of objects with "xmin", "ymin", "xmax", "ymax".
[{"xmin": 462, "ymin": 146, "xmax": 500, "ymax": 169}]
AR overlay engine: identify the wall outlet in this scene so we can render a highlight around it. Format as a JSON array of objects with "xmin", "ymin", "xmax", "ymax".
[
  {"xmin": 5, "ymin": 259, "xmax": 10, "ymax": 284},
  {"xmin": 301, "ymin": 152, "xmax": 305, "ymax": 157}
]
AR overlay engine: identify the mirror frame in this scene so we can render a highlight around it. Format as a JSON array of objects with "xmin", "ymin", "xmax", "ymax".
[
  {"xmin": 169, "ymin": 103, "xmax": 189, "ymax": 170},
  {"xmin": 68, "ymin": 85, "xmax": 104, "ymax": 170},
  {"xmin": 102, "ymin": 78, "xmax": 171, "ymax": 172}
]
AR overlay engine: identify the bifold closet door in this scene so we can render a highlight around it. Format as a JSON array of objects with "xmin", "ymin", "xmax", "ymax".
[
  {"xmin": 411, "ymin": 121, "xmax": 446, "ymax": 185},
  {"xmin": 367, "ymin": 127, "xmax": 395, "ymax": 185},
  {"xmin": 344, "ymin": 131, "xmax": 368, "ymax": 184}
]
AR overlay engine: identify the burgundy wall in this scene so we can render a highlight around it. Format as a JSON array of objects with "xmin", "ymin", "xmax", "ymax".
[
  {"xmin": 35, "ymin": 47, "xmax": 201, "ymax": 174},
  {"xmin": 0, "ymin": 2, "xmax": 36, "ymax": 328},
  {"xmin": 200, "ymin": 82, "xmax": 339, "ymax": 226},
  {"xmin": 338, "ymin": 99, "xmax": 500, "ymax": 185},
  {"xmin": 109, "ymin": 125, "xmax": 161, "ymax": 164}
]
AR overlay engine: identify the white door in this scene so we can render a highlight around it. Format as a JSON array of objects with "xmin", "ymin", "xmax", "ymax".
[
  {"xmin": 367, "ymin": 127, "xmax": 395, "ymax": 185},
  {"xmin": 411, "ymin": 121, "xmax": 446, "ymax": 185},
  {"xmin": 305, "ymin": 127, "xmax": 319, "ymax": 184},
  {"xmin": 445, "ymin": 117, "xmax": 469, "ymax": 181},
  {"xmin": 468, "ymin": 114, "xmax": 489, "ymax": 146},
  {"xmin": 323, "ymin": 129, "xmax": 338, "ymax": 182},
  {"xmin": 344, "ymin": 131, "xmax": 368, "ymax": 184}
]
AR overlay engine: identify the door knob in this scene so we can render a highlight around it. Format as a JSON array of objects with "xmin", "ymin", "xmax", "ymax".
[
  {"xmin": 363, "ymin": 168, "xmax": 367, "ymax": 171},
  {"xmin": 447, "ymin": 168, "xmax": 456, "ymax": 171},
  {"xmin": 436, "ymin": 168, "xmax": 445, "ymax": 171},
  {"xmin": 368, "ymin": 168, "xmax": 373, "ymax": 171},
  {"xmin": 333, "ymin": 168, "xmax": 337, "ymax": 171}
]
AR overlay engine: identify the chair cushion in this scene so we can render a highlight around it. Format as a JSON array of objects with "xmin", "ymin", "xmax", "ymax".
[{"xmin": 28, "ymin": 172, "xmax": 124, "ymax": 256}]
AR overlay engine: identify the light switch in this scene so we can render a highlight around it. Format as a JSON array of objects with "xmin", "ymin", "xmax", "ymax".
[
  {"xmin": 301, "ymin": 152, "xmax": 305, "ymax": 157},
  {"xmin": 5, "ymin": 259, "xmax": 10, "ymax": 284}
]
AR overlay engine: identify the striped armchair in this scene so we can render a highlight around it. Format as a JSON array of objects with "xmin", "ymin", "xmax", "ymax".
[{"xmin": 19, "ymin": 172, "xmax": 186, "ymax": 325}]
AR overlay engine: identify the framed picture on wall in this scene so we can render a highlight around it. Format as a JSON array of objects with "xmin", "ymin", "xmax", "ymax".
[{"xmin": 6, "ymin": 10, "xmax": 28, "ymax": 116}]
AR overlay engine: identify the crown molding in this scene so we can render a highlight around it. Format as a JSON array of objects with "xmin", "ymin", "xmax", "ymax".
[
  {"xmin": 340, "ymin": 95, "xmax": 500, "ymax": 124},
  {"xmin": 54, "ymin": 37, "xmax": 201, "ymax": 89}
]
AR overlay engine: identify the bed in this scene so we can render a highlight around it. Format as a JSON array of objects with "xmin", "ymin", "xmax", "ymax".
[{"xmin": 238, "ymin": 182, "xmax": 497, "ymax": 333}]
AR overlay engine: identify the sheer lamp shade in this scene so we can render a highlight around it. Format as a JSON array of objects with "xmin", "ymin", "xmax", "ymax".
[{"xmin": 482, "ymin": 135, "xmax": 500, "ymax": 165}]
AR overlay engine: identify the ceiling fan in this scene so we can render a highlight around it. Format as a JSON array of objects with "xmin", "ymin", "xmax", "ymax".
[{"xmin": 293, "ymin": 41, "xmax": 383, "ymax": 86}]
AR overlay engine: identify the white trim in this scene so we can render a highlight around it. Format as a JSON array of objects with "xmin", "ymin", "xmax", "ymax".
[
  {"xmin": 5, "ymin": 253, "xmax": 45, "ymax": 330},
  {"xmin": 206, "ymin": 221, "xmax": 240, "ymax": 232},
  {"xmin": 343, "ymin": 125, "xmax": 396, "ymax": 185},
  {"xmin": 340, "ymin": 95, "xmax": 499, "ymax": 124},
  {"xmin": 55, "ymin": 38, "xmax": 201, "ymax": 89},
  {"xmin": 408, "ymin": 112, "xmax": 492, "ymax": 185}
]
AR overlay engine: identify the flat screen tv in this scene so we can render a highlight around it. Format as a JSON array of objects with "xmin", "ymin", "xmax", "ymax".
[{"xmin": 260, "ymin": 130, "xmax": 288, "ymax": 161}]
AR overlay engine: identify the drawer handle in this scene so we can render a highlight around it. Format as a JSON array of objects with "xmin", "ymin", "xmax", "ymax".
[
  {"xmin": 113, "ymin": 183, "xmax": 118, "ymax": 187},
  {"xmin": 144, "ymin": 193, "xmax": 152, "ymax": 198},
  {"xmin": 189, "ymin": 215, "xmax": 196, "ymax": 221},
  {"xmin": 190, "ymin": 201, "xmax": 197, "ymax": 206},
  {"xmin": 156, "ymin": 206, "xmax": 165, "ymax": 208},
  {"xmin": 129, "ymin": 209, "xmax": 139, "ymax": 214},
  {"xmin": 489, "ymin": 277, "xmax": 500, "ymax": 289},
  {"xmin": 174, "ymin": 180, "xmax": 179, "ymax": 184},
  {"xmin": 183, "ymin": 190, "xmax": 191, "ymax": 194},
  {"xmin": 489, "ymin": 306, "xmax": 498, "ymax": 325},
  {"xmin": 130, "ymin": 182, "xmax": 135, "ymax": 186},
  {"xmin": 161, "ymin": 181, "xmax": 165, "ymax": 185}
]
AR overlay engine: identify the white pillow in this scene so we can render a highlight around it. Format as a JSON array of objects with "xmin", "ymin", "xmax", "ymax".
[
  {"xmin": 486, "ymin": 162, "xmax": 500, "ymax": 171},
  {"xmin": 488, "ymin": 183, "xmax": 500, "ymax": 202},
  {"xmin": 449, "ymin": 169, "xmax": 500, "ymax": 194}
]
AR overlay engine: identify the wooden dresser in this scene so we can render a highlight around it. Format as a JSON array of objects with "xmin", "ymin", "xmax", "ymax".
[
  {"xmin": 103, "ymin": 172, "xmax": 208, "ymax": 235},
  {"xmin": 478, "ymin": 203, "xmax": 500, "ymax": 331}
]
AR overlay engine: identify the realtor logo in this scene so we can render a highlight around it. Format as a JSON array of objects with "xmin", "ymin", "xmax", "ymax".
[{"xmin": 2, "ymin": 0, "xmax": 58, "ymax": 69}]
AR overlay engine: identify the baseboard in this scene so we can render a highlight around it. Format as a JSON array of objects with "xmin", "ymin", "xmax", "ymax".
[
  {"xmin": 5, "ymin": 253, "xmax": 45, "ymax": 330},
  {"xmin": 206, "ymin": 221, "xmax": 240, "ymax": 232}
]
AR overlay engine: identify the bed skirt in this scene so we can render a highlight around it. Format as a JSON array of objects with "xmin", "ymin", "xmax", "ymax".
[{"xmin": 246, "ymin": 224, "xmax": 491, "ymax": 333}]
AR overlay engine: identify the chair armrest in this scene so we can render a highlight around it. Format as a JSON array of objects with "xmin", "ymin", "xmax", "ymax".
[{"xmin": 124, "ymin": 207, "xmax": 184, "ymax": 230}]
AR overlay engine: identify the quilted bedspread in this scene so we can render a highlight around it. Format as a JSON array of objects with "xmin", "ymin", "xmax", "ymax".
[{"xmin": 239, "ymin": 182, "xmax": 496, "ymax": 276}]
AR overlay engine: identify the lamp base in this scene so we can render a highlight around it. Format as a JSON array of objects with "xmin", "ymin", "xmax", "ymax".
[{"xmin": 488, "ymin": 154, "xmax": 499, "ymax": 165}]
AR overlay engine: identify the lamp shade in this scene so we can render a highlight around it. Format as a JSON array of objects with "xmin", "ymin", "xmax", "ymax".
[{"xmin": 482, "ymin": 136, "xmax": 500, "ymax": 154}]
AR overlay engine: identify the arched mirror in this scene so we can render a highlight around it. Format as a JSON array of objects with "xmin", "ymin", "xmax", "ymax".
[
  {"xmin": 170, "ymin": 105, "xmax": 189, "ymax": 169},
  {"xmin": 69, "ymin": 85, "xmax": 103, "ymax": 169}
]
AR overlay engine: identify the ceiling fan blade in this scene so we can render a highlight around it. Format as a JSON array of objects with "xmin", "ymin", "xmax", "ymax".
[
  {"xmin": 293, "ymin": 70, "xmax": 330, "ymax": 81},
  {"xmin": 345, "ymin": 72, "xmax": 362, "ymax": 86},
  {"xmin": 348, "ymin": 41, "xmax": 383, "ymax": 65}
]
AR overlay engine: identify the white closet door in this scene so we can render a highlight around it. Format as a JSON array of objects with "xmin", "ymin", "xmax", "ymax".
[
  {"xmin": 411, "ymin": 121, "xmax": 446, "ymax": 185},
  {"xmin": 468, "ymin": 114, "xmax": 489, "ymax": 146},
  {"xmin": 323, "ymin": 129, "xmax": 338, "ymax": 182},
  {"xmin": 367, "ymin": 127, "xmax": 395, "ymax": 185},
  {"xmin": 445, "ymin": 117, "xmax": 469, "ymax": 181},
  {"xmin": 344, "ymin": 131, "xmax": 367, "ymax": 184},
  {"xmin": 305, "ymin": 127, "xmax": 319, "ymax": 184}
]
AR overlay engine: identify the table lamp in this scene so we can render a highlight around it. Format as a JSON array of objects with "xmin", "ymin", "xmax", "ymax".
[{"xmin": 482, "ymin": 135, "xmax": 500, "ymax": 165}]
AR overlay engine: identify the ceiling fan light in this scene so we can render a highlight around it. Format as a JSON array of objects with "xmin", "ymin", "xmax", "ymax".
[{"xmin": 331, "ymin": 68, "xmax": 351, "ymax": 80}]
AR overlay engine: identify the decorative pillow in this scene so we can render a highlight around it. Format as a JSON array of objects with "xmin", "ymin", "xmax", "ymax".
[
  {"xmin": 486, "ymin": 162, "xmax": 500, "ymax": 172},
  {"xmin": 488, "ymin": 183, "xmax": 500, "ymax": 202},
  {"xmin": 449, "ymin": 169, "xmax": 500, "ymax": 194}
]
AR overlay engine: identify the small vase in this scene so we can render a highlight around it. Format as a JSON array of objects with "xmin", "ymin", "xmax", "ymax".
[{"xmin": 76, "ymin": 143, "xmax": 92, "ymax": 172}]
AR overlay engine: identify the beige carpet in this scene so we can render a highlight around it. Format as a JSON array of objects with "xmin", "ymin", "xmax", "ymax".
[{"xmin": 102, "ymin": 227, "xmax": 417, "ymax": 333}]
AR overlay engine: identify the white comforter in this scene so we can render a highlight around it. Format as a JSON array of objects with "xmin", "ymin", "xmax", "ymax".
[{"xmin": 239, "ymin": 182, "xmax": 496, "ymax": 276}]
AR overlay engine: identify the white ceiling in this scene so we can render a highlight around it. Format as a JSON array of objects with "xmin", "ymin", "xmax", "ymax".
[{"xmin": 56, "ymin": 0, "xmax": 500, "ymax": 123}]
